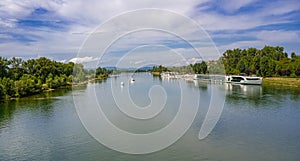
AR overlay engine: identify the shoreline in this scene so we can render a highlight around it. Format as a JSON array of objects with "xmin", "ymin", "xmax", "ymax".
[
  {"xmin": 2, "ymin": 76, "xmax": 299, "ymax": 102},
  {"xmin": 0, "ymin": 77, "xmax": 108, "ymax": 102},
  {"xmin": 262, "ymin": 77, "xmax": 300, "ymax": 87}
]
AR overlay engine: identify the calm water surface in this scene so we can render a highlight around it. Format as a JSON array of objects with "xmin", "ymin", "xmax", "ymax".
[{"xmin": 0, "ymin": 73, "xmax": 300, "ymax": 161}]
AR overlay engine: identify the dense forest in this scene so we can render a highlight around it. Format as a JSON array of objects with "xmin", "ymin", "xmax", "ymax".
[
  {"xmin": 220, "ymin": 46, "xmax": 300, "ymax": 77},
  {"xmin": 0, "ymin": 57, "xmax": 111, "ymax": 100}
]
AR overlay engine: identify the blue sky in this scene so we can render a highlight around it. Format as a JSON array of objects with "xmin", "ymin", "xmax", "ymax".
[{"xmin": 0, "ymin": 0, "xmax": 299, "ymax": 67}]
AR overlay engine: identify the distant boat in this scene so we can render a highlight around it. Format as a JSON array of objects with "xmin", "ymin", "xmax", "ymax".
[
  {"xmin": 130, "ymin": 78, "xmax": 135, "ymax": 83},
  {"xmin": 161, "ymin": 72, "xmax": 179, "ymax": 79},
  {"xmin": 120, "ymin": 82, "xmax": 124, "ymax": 86},
  {"xmin": 225, "ymin": 75, "xmax": 263, "ymax": 85}
]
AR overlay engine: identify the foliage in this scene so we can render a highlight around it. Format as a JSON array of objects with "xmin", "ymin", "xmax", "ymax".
[
  {"xmin": 168, "ymin": 65, "xmax": 194, "ymax": 74},
  {"xmin": 0, "ymin": 57, "xmax": 87, "ymax": 99},
  {"xmin": 95, "ymin": 67, "xmax": 112, "ymax": 79},
  {"xmin": 220, "ymin": 46, "xmax": 299, "ymax": 77},
  {"xmin": 191, "ymin": 61, "xmax": 208, "ymax": 74},
  {"xmin": 151, "ymin": 65, "xmax": 168, "ymax": 73}
]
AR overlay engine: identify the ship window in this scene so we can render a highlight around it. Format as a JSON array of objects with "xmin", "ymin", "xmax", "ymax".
[
  {"xmin": 231, "ymin": 77, "xmax": 244, "ymax": 82},
  {"xmin": 246, "ymin": 78, "xmax": 260, "ymax": 80}
]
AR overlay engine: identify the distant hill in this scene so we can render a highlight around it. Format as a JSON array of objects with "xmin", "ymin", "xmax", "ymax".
[
  {"xmin": 103, "ymin": 66, "xmax": 153, "ymax": 71},
  {"xmin": 103, "ymin": 66, "xmax": 117, "ymax": 70}
]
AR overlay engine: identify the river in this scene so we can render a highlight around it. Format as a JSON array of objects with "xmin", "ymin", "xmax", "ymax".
[{"xmin": 0, "ymin": 73, "xmax": 300, "ymax": 160}]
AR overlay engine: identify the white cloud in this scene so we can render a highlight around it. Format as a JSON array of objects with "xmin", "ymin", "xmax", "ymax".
[
  {"xmin": 69, "ymin": 56, "xmax": 100, "ymax": 63},
  {"xmin": 256, "ymin": 30, "xmax": 300, "ymax": 43},
  {"xmin": 0, "ymin": 18, "xmax": 17, "ymax": 28},
  {"xmin": 217, "ymin": 40, "xmax": 264, "ymax": 53},
  {"xmin": 0, "ymin": 0, "xmax": 299, "ymax": 64}
]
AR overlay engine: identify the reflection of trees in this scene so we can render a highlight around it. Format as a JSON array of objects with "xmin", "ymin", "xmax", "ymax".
[
  {"xmin": 185, "ymin": 80, "xmax": 208, "ymax": 91},
  {"xmin": 225, "ymin": 84, "xmax": 262, "ymax": 98},
  {"xmin": 0, "ymin": 102, "xmax": 17, "ymax": 129},
  {"xmin": 225, "ymin": 84, "xmax": 264, "ymax": 107},
  {"xmin": 225, "ymin": 84, "xmax": 300, "ymax": 108},
  {"xmin": 0, "ymin": 88, "xmax": 71, "ymax": 131},
  {"xmin": 263, "ymin": 86, "xmax": 300, "ymax": 102}
]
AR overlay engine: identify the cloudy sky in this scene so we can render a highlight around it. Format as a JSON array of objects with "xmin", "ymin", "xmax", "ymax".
[{"xmin": 0, "ymin": 0, "xmax": 299, "ymax": 67}]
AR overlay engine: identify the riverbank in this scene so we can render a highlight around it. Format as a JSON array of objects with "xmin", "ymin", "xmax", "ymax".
[
  {"xmin": 262, "ymin": 77, "xmax": 300, "ymax": 87},
  {"xmin": 0, "ymin": 77, "xmax": 108, "ymax": 102}
]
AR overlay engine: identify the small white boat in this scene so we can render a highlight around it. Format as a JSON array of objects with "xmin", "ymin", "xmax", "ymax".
[
  {"xmin": 130, "ymin": 78, "xmax": 135, "ymax": 83},
  {"xmin": 225, "ymin": 75, "xmax": 263, "ymax": 85},
  {"xmin": 120, "ymin": 82, "xmax": 124, "ymax": 86}
]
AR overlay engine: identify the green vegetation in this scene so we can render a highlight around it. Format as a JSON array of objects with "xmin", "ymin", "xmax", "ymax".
[
  {"xmin": 0, "ymin": 57, "xmax": 111, "ymax": 100},
  {"xmin": 151, "ymin": 65, "xmax": 167, "ymax": 76},
  {"xmin": 191, "ymin": 61, "xmax": 208, "ymax": 74},
  {"xmin": 0, "ymin": 57, "xmax": 73, "ymax": 100},
  {"xmin": 262, "ymin": 77, "xmax": 300, "ymax": 87},
  {"xmin": 167, "ymin": 65, "xmax": 193, "ymax": 74},
  {"xmin": 151, "ymin": 46, "xmax": 300, "ymax": 81},
  {"xmin": 95, "ymin": 66, "xmax": 112, "ymax": 79},
  {"xmin": 220, "ymin": 46, "xmax": 300, "ymax": 77},
  {"xmin": 1, "ymin": 46, "xmax": 299, "ymax": 100},
  {"xmin": 151, "ymin": 65, "xmax": 168, "ymax": 73},
  {"xmin": 151, "ymin": 62, "xmax": 208, "ymax": 74}
]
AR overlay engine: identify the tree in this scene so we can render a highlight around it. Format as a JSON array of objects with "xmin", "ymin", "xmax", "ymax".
[
  {"xmin": 200, "ymin": 61, "xmax": 208, "ymax": 74},
  {"xmin": 73, "ymin": 64, "xmax": 86, "ymax": 83},
  {"xmin": 252, "ymin": 55, "xmax": 261, "ymax": 75},
  {"xmin": 259, "ymin": 56, "xmax": 269, "ymax": 77},
  {"xmin": 295, "ymin": 69, "xmax": 300, "ymax": 76},
  {"xmin": 0, "ymin": 84, "xmax": 4, "ymax": 100},
  {"xmin": 9, "ymin": 57, "xmax": 24, "ymax": 80},
  {"xmin": 237, "ymin": 59, "xmax": 246, "ymax": 73},
  {"xmin": 46, "ymin": 73, "xmax": 54, "ymax": 89},
  {"xmin": 267, "ymin": 60, "xmax": 276, "ymax": 76},
  {"xmin": 192, "ymin": 61, "xmax": 208, "ymax": 74},
  {"xmin": 152, "ymin": 65, "xmax": 168, "ymax": 73},
  {"xmin": 0, "ymin": 57, "xmax": 10, "ymax": 78},
  {"xmin": 0, "ymin": 77, "xmax": 15, "ymax": 98},
  {"xmin": 291, "ymin": 52, "xmax": 296, "ymax": 59}
]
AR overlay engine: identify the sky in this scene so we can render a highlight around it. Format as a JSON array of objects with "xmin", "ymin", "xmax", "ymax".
[{"xmin": 0, "ymin": 0, "xmax": 299, "ymax": 67}]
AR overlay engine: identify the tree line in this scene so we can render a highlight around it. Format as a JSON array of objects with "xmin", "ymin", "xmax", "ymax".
[
  {"xmin": 152, "ymin": 62, "xmax": 208, "ymax": 74},
  {"xmin": 152, "ymin": 46, "xmax": 299, "ymax": 77},
  {"xmin": 0, "ymin": 57, "xmax": 111, "ymax": 100},
  {"xmin": 220, "ymin": 46, "xmax": 300, "ymax": 77}
]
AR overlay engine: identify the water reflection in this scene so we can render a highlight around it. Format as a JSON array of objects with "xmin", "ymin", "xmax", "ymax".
[
  {"xmin": 225, "ymin": 84, "xmax": 262, "ymax": 98},
  {"xmin": 0, "ymin": 88, "xmax": 71, "ymax": 130},
  {"xmin": 0, "ymin": 73, "xmax": 300, "ymax": 160}
]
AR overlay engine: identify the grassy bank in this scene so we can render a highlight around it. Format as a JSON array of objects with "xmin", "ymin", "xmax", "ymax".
[{"xmin": 262, "ymin": 77, "xmax": 300, "ymax": 87}]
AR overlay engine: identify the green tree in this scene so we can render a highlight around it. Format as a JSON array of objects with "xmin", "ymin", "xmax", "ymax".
[
  {"xmin": 0, "ymin": 84, "xmax": 4, "ymax": 100},
  {"xmin": 9, "ymin": 57, "xmax": 24, "ymax": 80},
  {"xmin": 0, "ymin": 57, "xmax": 10, "ymax": 78},
  {"xmin": 192, "ymin": 61, "xmax": 208, "ymax": 74},
  {"xmin": 14, "ymin": 74, "xmax": 41, "ymax": 97},
  {"xmin": 259, "ymin": 56, "xmax": 269, "ymax": 77},
  {"xmin": 46, "ymin": 73, "xmax": 54, "ymax": 89},
  {"xmin": 291, "ymin": 52, "xmax": 296, "ymax": 59},
  {"xmin": 237, "ymin": 59, "xmax": 246, "ymax": 73},
  {"xmin": 152, "ymin": 65, "xmax": 168, "ymax": 73},
  {"xmin": 73, "ymin": 64, "xmax": 86, "ymax": 83},
  {"xmin": 0, "ymin": 77, "xmax": 15, "ymax": 98}
]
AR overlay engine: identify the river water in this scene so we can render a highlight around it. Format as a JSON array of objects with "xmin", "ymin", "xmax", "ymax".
[{"xmin": 0, "ymin": 73, "xmax": 300, "ymax": 160}]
